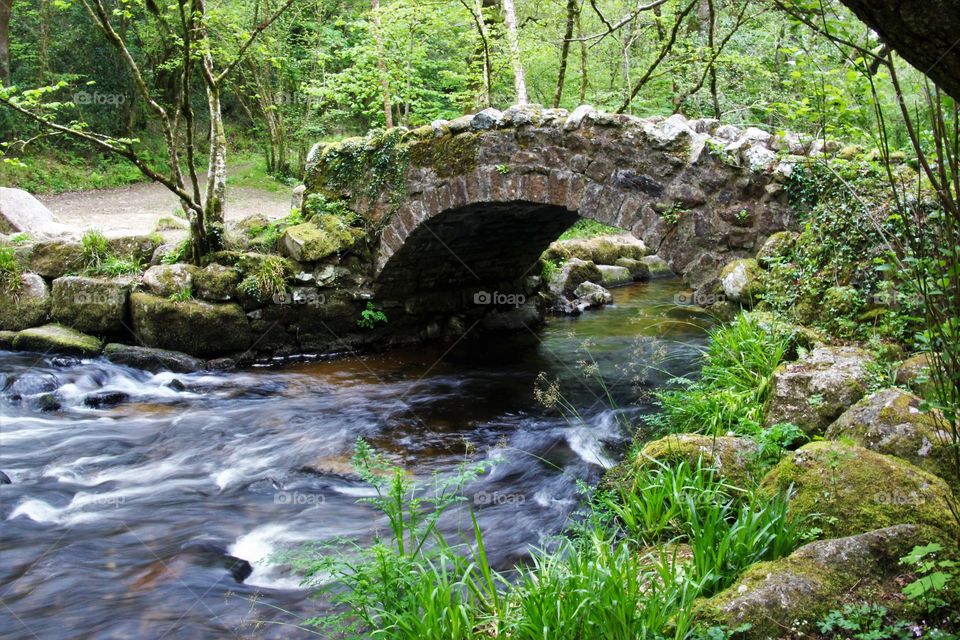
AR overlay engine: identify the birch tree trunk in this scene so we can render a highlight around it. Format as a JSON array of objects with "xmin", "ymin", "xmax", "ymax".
[
  {"xmin": 502, "ymin": 0, "xmax": 527, "ymax": 105},
  {"xmin": 0, "ymin": 0, "xmax": 12, "ymax": 86},
  {"xmin": 371, "ymin": 0, "xmax": 394, "ymax": 127}
]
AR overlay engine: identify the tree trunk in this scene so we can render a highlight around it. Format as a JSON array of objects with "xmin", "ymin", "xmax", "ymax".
[
  {"xmin": 474, "ymin": 0, "xmax": 492, "ymax": 108},
  {"xmin": 502, "ymin": 0, "xmax": 527, "ymax": 105},
  {"xmin": 553, "ymin": 0, "xmax": 577, "ymax": 108},
  {"xmin": 0, "ymin": 0, "xmax": 12, "ymax": 86},
  {"xmin": 576, "ymin": 10, "xmax": 587, "ymax": 103},
  {"xmin": 371, "ymin": 0, "xmax": 393, "ymax": 127},
  {"xmin": 203, "ymin": 79, "xmax": 227, "ymax": 254}
]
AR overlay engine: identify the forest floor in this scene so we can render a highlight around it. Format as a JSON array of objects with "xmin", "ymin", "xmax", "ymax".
[{"xmin": 39, "ymin": 180, "xmax": 291, "ymax": 238}]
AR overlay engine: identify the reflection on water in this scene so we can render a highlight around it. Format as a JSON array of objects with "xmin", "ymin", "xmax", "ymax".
[{"xmin": 0, "ymin": 278, "xmax": 711, "ymax": 639}]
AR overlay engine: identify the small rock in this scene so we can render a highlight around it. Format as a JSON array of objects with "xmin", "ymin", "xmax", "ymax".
[
  {"xmin": 564, "ymin": 105, "xmax": 595, "ymax": 130},
  {"xmin": 755, "ymin": 231, "xmax": 797, "ymax": 266},
  {"xmin": 641, "ymin": 255, "xmax": 673, "ymax": 278},
  {"xmin": 719, "ymin": 258, "xmax": 763, "ymax": 303},
  {"xmin": 0, "ymin": 470, "xmax": 10, "ymax": 484},
  {"xmin": 613, "ymin": 257, "xmax": 651, "ymax": 281},
  {"xmin": 82, "ymin": 391, "xmax": 130, "ymax": 409},
  {"xmin": 192, "ymin": 264, "xmax": 240, "ymax": 302},
  {"xmin": 471, "ymin": 108, "xmax": 502, "ymax": 130},
  {"xmin": 572, "ymin": 281, "xmax": 612, "ymax": 308},
  {"xmin": 547, "ymin": 258, "xmax": 603, "ymax": 297}
]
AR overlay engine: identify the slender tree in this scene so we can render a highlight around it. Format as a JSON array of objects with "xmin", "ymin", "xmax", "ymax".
[{"xmin": 502, "ymin": 0, "xmax": 527, "ymax": 105}]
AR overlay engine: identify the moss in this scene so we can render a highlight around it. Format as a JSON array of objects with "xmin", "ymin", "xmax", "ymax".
[
  {"xmin": 694, "ymin": 523, "xmax": 954, "ymax": 639},
  {"xmin": 12, "ymin": 323, "xmax": 103, "ymax": 357},
  {"xmin": 759, "ymin": 441, "xmax": 958, "ymax": 539},
  {"xmin": 755, "ymin": 231, "xmax": 797, "ymax": 266},
  {"xmin": 192, "ymin": 264, "xmax": 240, "ymax": 302},
  {"xmin": 407, "ymin": 132, "xmax": 481, "ymax": 178},
  {"xmin": 636, "ymin": 434, "xmax": 759, "ymax": 488},
  {"xmin": 308, "ymin": 129, "xmax": 410, "ymax": 204},
  {"xmin": 826, "ymin": 388, "xmax": 957, "ymax": 487},
  {"xmin": 129, "ymin": 292, "xmax": 252, "ymax": 357},
  {"xmin": 50, "ymin": 276, "xmax": 131, "ymax": 334},
  {"xmin": 279, "ymin": 216, "xmax": 364, "ymax": 263},
  {"xmin": 719, "ymin": 258, "xmax": 764, "ymax": 303}
]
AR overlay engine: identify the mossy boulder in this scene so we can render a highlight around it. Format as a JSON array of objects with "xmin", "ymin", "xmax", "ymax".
[
  {"xmin": 543, "ymin": 235, "xmax": 648, "ymax": 266},
  {"xmin": 759, "ymin": 441, "xmax": 958, "ymax": 539},
  {"xmin": 641, "ymin": 254, "xmax": 673, "ymax": 277},
  {"xmin": 142, "ymin": 264, "xmax": 197, "ymax": 298},
  {"xmin": 895, "ymin": 353, "xmax": 936, "ymax": 399},
  {"xmin": 0, "ymin": 273, "xmax": 50, "ymax": 330},
  {"xmin": 719, "ymin": 258, "xmax": 763, "ymax": 304},
  {"xmin": 742, "ymin": 310, "xmax": 826, "ymax": 356},
  {"xmin": 192, "ymin": 264, "xmax": 240, "ymax": 302},
  {"xmin": 596, "ymin": 264, "xmax": 632, "ymax": 287},
  {"xmin": 763, "ymin": 346, "xmax": 875, "ymax": 435},
  {"xmin": 547, "ymin": 258, "xmax": 604, "ymax": 297},
  {"xmin": 820, "ymin": 285, "xmax": 863, "ymax": 324},
  {"xmin": 107, "ymin": 235, "xmax": 162, "ymax": 265},
  {"xmin": 693, "ymin": 524, "xmax": 955, "ymax": 639},
  {"xmin": 614, "ymin": 257, "xmax": 651, "ymax": 281},
  {"xmin": 825, "ymin": 388, "xmax": 956, "ymax": 485},
  {"xmin": 636, "ymin": 434, "xmax": 759, "ymax": 488},
  {"xmin": 27, "ymin": 240, "xmax": 85, "ymax": 278},
  {"xmin": 129, "ymin": 292, "xmax": 252, "ymax": 357},
  {"xmin": 279, "ymin": 215, "xmax": 364, "ymax": 262},
  {"xmin": 755, "ymin": 231, "xmax": 797, "ymax": 266},
  {"xmin": 12, "ymin": 324, "xmax": 103, "ymax": 357},
  {"xmin": 0, "ymin": 330, "xmax": 15, "ymax": 349},
  {"xmin": 50, "ymin": 276, "xmax": 131, "ymax": 334}
]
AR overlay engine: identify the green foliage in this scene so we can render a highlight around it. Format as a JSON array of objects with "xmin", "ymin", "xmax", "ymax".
[
  {"xmin": 817, "ymin": 603, "xmax": 959, "ymax": 640},
  {"xmin": 660, "ymin": 204, "xmax": 686, "ymax": 226},
  {"xmin": 80, "ymin": 230, "xmax": 111, "ymax": 273},
  {"xmin": 540, "ymin": 258, "xmax": 560, "ymax": 282},
  {"xmin": 315, "ymin": 128, "xmax": 410, "ymax": 206},
  {"xmin": 0, "ymin": 246, "xmax": 23, "ymax": 294},
  {"xmin": 243, "ymin": 210, "xmax": 305, "ymax": 253},
  {"xmin": 558, "ymin": 218, "xmax": 624, "ymax": 241},
  {"xmin": 646, "ymin": 314, "xmax": 792, "ymax": 437},
  {"xmin": 160, "ymin": 239, "xmax": 191, "ymax": 265},
  {"xmin": 167, "ymin": 287, "xmax": 193, "ymax": 303},
  {"xmin": 767, "ymin": 160, "xmax": 927, "ymax": 346},
  {"xmin": 901, "ymin": 543, "xmax": 958, "ymax": 613},
  {"xmin": 357, "ymin": 302, "xmax": 388, "ymax": 330},
  {"xmin": 302, "ymin": 193, "xmax": 358, "ymax": 225},
  {"xmin": 237, "ymin": 255, "xmax": 291, "ymax": 301}
]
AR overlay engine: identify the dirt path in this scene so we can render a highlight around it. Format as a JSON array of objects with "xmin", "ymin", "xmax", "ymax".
[{"xmin": 38, "ymin": 181, "xmax": 291, "ymax": 238}]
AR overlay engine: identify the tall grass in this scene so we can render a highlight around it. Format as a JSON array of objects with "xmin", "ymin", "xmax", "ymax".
[
  {"xmin": 283, "ymin": 440, "xmax": 803, "ymax": 639},
  {"xmin": 646, "ymin": 315, "xmax": 792, "ymax": 436}
]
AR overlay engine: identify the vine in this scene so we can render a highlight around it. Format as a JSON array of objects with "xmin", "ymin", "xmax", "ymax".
[{"xmin": 316, "ymin": 128, "xmax": 411, "ymax": 207}]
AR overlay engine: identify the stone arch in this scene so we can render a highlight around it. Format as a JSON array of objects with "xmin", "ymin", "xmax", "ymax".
[{"xmin": 305, "ymin": 104, "xmax": 811, "ymax": 326}]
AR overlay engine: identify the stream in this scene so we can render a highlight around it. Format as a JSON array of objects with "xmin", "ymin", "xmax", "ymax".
[{"xmin": 0, "ymin": 278, "xmax": 711, "ymax": 639}]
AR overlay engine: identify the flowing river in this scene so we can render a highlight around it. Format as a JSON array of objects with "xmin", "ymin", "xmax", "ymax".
[{"xmin": 0, "ymin": 278, "xmax": 711, "ymax": 639}]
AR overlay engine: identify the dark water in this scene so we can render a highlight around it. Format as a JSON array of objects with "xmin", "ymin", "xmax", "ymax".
[{"xmin": 0, "ymin": 278, "xmax": 711, "ymax": 639}]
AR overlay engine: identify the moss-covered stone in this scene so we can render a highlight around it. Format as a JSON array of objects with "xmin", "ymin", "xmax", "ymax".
[
  {"xmin": 0, "ymin": 330, "xmax": 17, "ymax": 349},
  {"xmin": 636, "ymin": 434, "xmax": 759, "ymax": 488},
  {"xmin": 755, "ymin": 231, "xmax": 797, "ymax": 266},
  {"xmin": 641, "ymin": 254, "xmax": 673, "ymax": 278},
  {"xmin": 547, "ymin": 258, "xmax": 604, "ymax": 297},
  {"xmin": 107, "ymin": 235, "xmax": 162, "ymax": 265},
  {"xmin": 719, "ymin": 258, "xmax": 764, "ymax": 304},
  {"xmin": 693, "ymin": 524, "xmax": 955, "ymax": 639},
  {"xmin": 129, "ymin": 292, "xmax": 252, "ymax": 357},
  {"xmin": 102, "ymin": 343, "xmax": 204, "ymax": 373},
  {"xmin": 614, "ymin": 257, "xmax": 651, "ymax": 281},
  {"xmin": 407, "ymin": 132, "xmax": 482, "ymax": 178},
  {"xmin": 759, "ymin": 441, "xmax": 958, "ymax": 539},
  {"xmin": 826, "ymin": 388, "xmax": 956, "ymax": 486},
  {"xmin": 762, "ymin": 346, "xmax": 875, "ymax": 435},
  {"xmin": 742, "ymin": 310, "xmax": 826, "ymax": 356},
  {"xmin": 0, "ymin": 273, "xmax": 50, "ymax": 330},
  {"xmin": 895, "ymin": 353, "xmax": 936, "ymax": 398},
  {"xmin": 192, "ymin": 264, "xmax": 240, "ymax": 302},
  {"xmin": 820, "ymin": 285, "xmax": 863, "ymax": 324},
  {"xmin": 50, "ymin": 276, "xmax": 131, "ymax": 334},
  {"xmin": 27, "ymin": 240, "xmax": 85, "ymax": 278},
  {"xmin": 543, "ymin": 235, "xmax": 647, "ymax": 266},
  {"xmin": 12, "ymin": 323, "xmax": 103, "ymax": 357},
  {"xmin": 142, "ymin": 264, "xmax": 197, "ymax": 298},
  {"xmin": 279, "ymin": 216, "xmax": 363, "ymax": 262}
]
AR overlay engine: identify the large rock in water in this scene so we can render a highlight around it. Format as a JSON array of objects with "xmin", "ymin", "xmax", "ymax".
[
  {"xmin": 102, "ymin": 343, "xmax": 204, "ymax": 373},
  {"xmin": 543, "ymin": 235, "xmax": 648, "ymax": 265},
  {"xmin": 0, "ymin": 188, "xmax": 71, "ymax": 235},
  {"xmin": 763, "ymin": 345, "xmax": 875, "ymax": 435},
  {"xmin": 547, "ymin": 258, "xmax": 603, "ymax": 297},
  {"xmin": 760, "ymin": 441, "xmax": 957, "ymax": 539},
  {"xmin": 0, "ymin": 273, "xmax": 50, "ymax": 331},
  {"xmin": 50, "ymin": 276, "xmax": 132, "ymax": 334},
  {"xmin": 129, "ymin": 292, "xmax": 252, "ymax": 357},
  {"xmin": 719, "ymin": 258, "xmax": 763, "ymax": 303},
  {"xmin": 826, "ymin": 388, "xmax": 956, "ymax": 485},
  {"xmin": 636, "ymin": 434, "xmax": 759, "ymax": 488},
  {"xmin": 12, "ymin": 324, "xmax": 103, "ymax": 357},
  {"xmin": 693, "ymin": 524, "xmax": 955, "ymax": 638}
]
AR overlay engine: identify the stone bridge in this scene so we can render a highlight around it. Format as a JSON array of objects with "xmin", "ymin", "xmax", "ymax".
[{"xmin": 305, "ymin": 104, "xmax": 815, "ymax": 331}]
